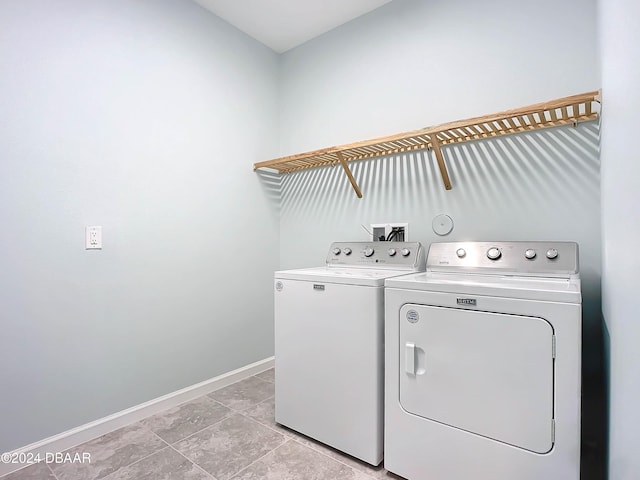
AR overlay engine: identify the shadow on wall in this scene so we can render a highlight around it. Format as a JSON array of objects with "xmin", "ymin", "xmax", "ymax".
[
  {"xmin": 281, "ymin": 122, "xmax": 600, "ymax": 225},
  {"xmin": 279, "ymin": 121, "xmax": 606, "ymax": 479},
  {"xmin": 602, "ymin": 317, "xmax": 610, "ymax": 480},
  {"xmin": 582, "ymin": 280, "xmax": 608, "ymax": 480},
  {"xmin": 255, "ymin": 169, "xmax": 282, "ymax": 221}
]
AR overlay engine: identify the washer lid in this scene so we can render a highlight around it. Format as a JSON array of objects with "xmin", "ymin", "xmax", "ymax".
[
  {"xmin": 275, "ymin": 266, "xmax": 416, "ymax": 287},
  {"xmin": 385, "ymin": 271, "xmax": 581, "ymax": 303}
]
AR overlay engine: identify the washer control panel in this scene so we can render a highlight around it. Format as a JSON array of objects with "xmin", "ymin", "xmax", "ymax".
[
  {"xmin": 327, "ymin": 242, "xmax": 426, "ymax": 269},
  {"xmin": 427, "ymin": 241, "xmax": 579, "ymax": 276}
]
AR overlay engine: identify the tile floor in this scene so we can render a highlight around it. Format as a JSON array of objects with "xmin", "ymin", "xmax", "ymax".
[{"xmin": 2, "ymin": 369, "xmax": 402, "ymax": 480}]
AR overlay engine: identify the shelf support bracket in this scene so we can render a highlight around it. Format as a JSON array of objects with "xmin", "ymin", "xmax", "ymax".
[
  {"xmin": 336, "ymin": 151, "xmax": 363, "ymax": 198},
  {"xmin": 430, "ymin": 133, "xmax": 453, "ymax": 190}
]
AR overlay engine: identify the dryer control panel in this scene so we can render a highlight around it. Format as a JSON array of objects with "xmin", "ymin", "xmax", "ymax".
[
  {"xmin": 427, "ymin": 241, "xmax": 579, "ymax": 276},
  {"xmin": 327, "ymin": 242, "xmax": 426, "ymax": 270}
]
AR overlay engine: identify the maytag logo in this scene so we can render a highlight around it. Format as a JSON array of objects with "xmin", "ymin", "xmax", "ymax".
[
  {"xmin": 313, "ymin": 284, "xmax": 325, "ymax": 291},
  {"xmin": 457, "ymin": 298, "xmax": 477, "ymax": 306}
]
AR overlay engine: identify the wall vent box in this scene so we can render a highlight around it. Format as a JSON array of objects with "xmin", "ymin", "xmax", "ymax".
[{"xmin": 370, "ymin": 223, "xmax": 408, "ymax": 241}]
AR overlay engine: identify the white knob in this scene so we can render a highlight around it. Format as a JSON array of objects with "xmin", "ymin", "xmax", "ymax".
[
  {"xmin": 388, "ymin": 248, "xmax": 397, "ymax": 256},
  {"xmin": 364, "ymin": 247, "xmax": 375, "ymax": 257},
  {"xmin": 546, "ymin": 248, "xmax": 559, "ymax": 259},
  {"xmin": 332, "ymin": 248, "xmax": 341, "ymax": 255},
  {"xmin": 343, "ymin": 248, "xmax": 352, "ymax": 256},
  {"xmin": 525, "ymin": 249, "xmax": 537, "ymax": 259},
  {"xmin": 456, "ymin": 248, "xmax": 466, "ymax": 258},
  {"xmin": 401, "ymin": 248, "xmax": 410, "ymax": 257},
  {"xmin": 487, "ymin": 247, "xmax": 501, "ymax": 260}
]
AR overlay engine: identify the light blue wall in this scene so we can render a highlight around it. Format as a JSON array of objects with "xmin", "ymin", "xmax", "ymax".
[
  {"xmin": 279, "ymin": 0, "xmax": 599, "ymax": 276},
  {"xmin": 600, "ymin": 0, "xmax": 640, "ymax": 478},
  {"xmin": 279, "ymin": 0, "xmax": 598, "ymax": 156},
  {"xmin": 279, "ymin": 0, "xmax": 604, "ymax": 475},
  {"xmin": 0, "ymin": 0, "xmax": 280, "ymax": 452},
  {"xmin": 278, "ymin": 0, "xmax": 600, "ymax": 272},
  {"xmin": 0, "ymin": 0, "xmax": 611, "ymax": 470}
]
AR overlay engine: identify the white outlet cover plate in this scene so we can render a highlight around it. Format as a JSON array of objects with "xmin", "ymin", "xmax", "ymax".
[
  {"xmin": 86, "ymin": 226, "xmax": 102, "ymax": 249},
  {"xmin": 432, "ymin": 214, "xmax": 454, "ymax": 236}
]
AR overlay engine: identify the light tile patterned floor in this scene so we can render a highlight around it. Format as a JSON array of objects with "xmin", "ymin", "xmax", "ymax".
[{"xmin": 2, "ymin": 369, "xmax": 402, "ymax": 480}]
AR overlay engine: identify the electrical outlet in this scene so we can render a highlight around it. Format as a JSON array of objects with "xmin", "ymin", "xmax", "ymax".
[
  {"xmin": 85, "ymin": 226, "xmax": 102, "ymax": 250},
  {"xmin": 370, "ymin": 223, "xmax": 409, "ymax": 242}
]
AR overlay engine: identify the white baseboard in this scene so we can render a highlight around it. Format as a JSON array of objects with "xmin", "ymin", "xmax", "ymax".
[{"xmin": 0, "ymin": 357, "xmax": 274, "ymax": 477}]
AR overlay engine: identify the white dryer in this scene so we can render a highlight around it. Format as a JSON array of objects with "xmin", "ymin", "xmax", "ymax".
[
  {"xmin": 275, "ymin": 242, "xmax": 426, "ymax": 466},
  {"xmin": 384, "ymin": 241, "xmax": 581, "ymax": 480}
]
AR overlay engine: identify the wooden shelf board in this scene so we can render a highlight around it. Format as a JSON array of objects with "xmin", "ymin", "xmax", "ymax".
[{"xmin": 254, "ymin": 91, "xmax": 600, "ymax": 196}]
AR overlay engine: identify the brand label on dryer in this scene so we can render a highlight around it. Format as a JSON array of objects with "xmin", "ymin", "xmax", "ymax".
[
  {"xmin": 313, "ymin": 284, "xmax": 325, "ymax": 291},
  {"xmin": 457, "ymin": 298, "xmax": 477, "ymax": 306},
  {"xmin": 406, "ymin": 309, "xmax": 420, "ymax": 323}
]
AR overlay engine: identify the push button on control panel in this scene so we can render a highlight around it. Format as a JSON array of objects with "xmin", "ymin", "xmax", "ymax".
[
  {"xmin": 525, "ymin": 249, "xmax": 537, "ymax": 260},
  {"xmin": 364, "ymin": 247, "xmax": 375, "ymax": 257},
  {"xmin": 546, "ymin": 248, "xmax": 559, "ymax": 260},
  {"xmin": 487, "ymin": 247, "xmax": 502, "ymax": 260}
]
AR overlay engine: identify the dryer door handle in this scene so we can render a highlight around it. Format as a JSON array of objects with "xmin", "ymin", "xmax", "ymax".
[{"xmin": 405, "ymin": 342, "xmax": 416, "ymax": 375}]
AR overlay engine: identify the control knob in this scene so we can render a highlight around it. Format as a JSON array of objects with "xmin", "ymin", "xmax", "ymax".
[
  {"xmin": 525, "ymin": 249, "xmax": 537, "ymax": 260},
  {"xmin": 388, "ymin": 248, "xmax": 397, "ymax": 256},
  {"xmin": 332, "ymin": 247, "xmax": 341, "ymax": 255},
  {"xmin": 401, "ymin": 248, "xmax": 411, "ymax": 257},
  {"xmin": 343, "ymin": 248, "xmax": 352, "ymax": 256},
  {"xmin": 364, "ymin": 247, "xmax": 375, "ymax": 257},
  {"xmin": 487, "ymin": 247, "xmax": 502, "ymax": 260},
  {"xmin": 456, "ymin": 248, "xmax": 466, "ymax": 258},
  {"xmin": 546, "ymin": 248, "xmax": 559, "ymax": 260}
]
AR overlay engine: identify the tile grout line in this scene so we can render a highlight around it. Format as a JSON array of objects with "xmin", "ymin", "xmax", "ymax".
[
  {"xmin": 232, "ymin": 414, "xmax": 380, "ymax": 479},
  {"xmin": 225, "ymin": 437, "xmax": 291, "ymax": 480},
  {"xmin": 150, "ymin": 431, "xmax": 218, "ymax": 480},
  {"xmin": 163, "ymin": 414, "xmax": 232, "ymax": 445},
  {"xmin": 92, "ymin": 390, "xmax": 268, "ymax": 479},
  {"xmin": 95, "ymin": 422, "xmax": 213, "ymax": 480},
  {"xmin": 230, "ymin": 392, "xmax": 380, "ymax": 479},
  {"xmin": 166, "ymin": 446, "xmax": 218, "ymax": 480},
  {"xmin": 152, "ymin": 394, "xmax": 287, "ymax": 480},
  {"xmin": 288, "ymin": 435, "xmax": 381, "ymax": 480},
  {"xmin": 46, "ymin": 463, "xmax": 60, "ymax": 480},
  {"xmin": 99, "ymin": 443, "xmax": 173, "ymax": 480},
  {"xmin": 187, "ymin": 397, "xmax": 289, "ymax": 479},
  {"xmin": 230, "ymin": 397, "xmax": 381, "ymax": 479},
  {"xmin": 207, "ymin": 376, "xmax": 274, "ymax": 413},
  {"xmin": 223, "ymin": 414, "xmax": 380, "ymax": 480},
  {"xmin": 5, "ymin": 371, "xmax": 283, "ymax": 480},
  {"xmin": 250, "ymin": 375, "xmax": 273, "ymax": 386},
  {"xmin": 43, "ymin": 373, "xmax": 276, "ymax": 480},
  {"xmin": 0, "ymin": 461, "xmax": 61, "ymax": 480},
  {"xmin": 85, "ymin": 400, "xmax": 233, "ymax": 480},
  {"xmin": 224, "ymin": 395, "xmax": 275, "ymax": 416},
  {"xmin": 254, "ymin": 371, "xmax": 274, "ymax": 383},
  {"xmin": 239, "ymin": 394, "xmax": 275, "ymax": 411}
]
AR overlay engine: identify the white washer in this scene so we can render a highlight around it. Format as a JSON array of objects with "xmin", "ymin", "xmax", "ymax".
[
  {"xmin": 384, "ymin": 241, "xmax": 581, "ymax": 480},
  {"xmin": 275, "ymin": 241, "xmax": 426, "ymax": 465}
]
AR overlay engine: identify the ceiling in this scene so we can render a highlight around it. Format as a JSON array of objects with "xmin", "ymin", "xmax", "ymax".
[{"xmin": 192, "ymin": 0, "xmax": 393, "ymax": 53}]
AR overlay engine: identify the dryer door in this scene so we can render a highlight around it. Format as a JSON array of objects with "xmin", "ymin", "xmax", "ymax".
[{"xmin": 399, "ymin": 304, "xmax": 554, "ymax": 453}]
